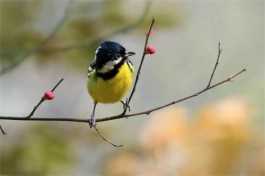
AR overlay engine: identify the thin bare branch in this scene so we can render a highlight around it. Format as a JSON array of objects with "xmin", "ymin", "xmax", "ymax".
[
  {"xmin": 94, "ymin": 126, "xmax": 123, "ymax": 147},
  {"xmin": 0, "ymin": 125, "xmax": 6, "ymax": 135},
  {"xmin": 51, "ymin": 78, "xmax": 64, "ymax": 92},
  {"xmin": 26, "ymin": 78, "xmax": 64, "ymax": 118},
  {"xmin": 113, "ymin": 17, "xmax": 156, "ymax": 117},
  {"xmin": 26, "ymin": 98, "xmax": 45, "ymax": 119},
  {"xmin": 127, "ymin": 18, "xmax": 156, "ymax": 105},
  {"xmin": 207, "ymin": 42, "xmax": 222, "ymax": 88}
]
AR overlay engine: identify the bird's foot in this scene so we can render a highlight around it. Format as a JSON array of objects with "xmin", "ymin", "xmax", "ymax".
[
  {"xmin": 88, "ymin": 118, "xmax": 96, "ymax": 128},
  {"xmin": 120, "ymin": 98, "xmax": 130, "ymax": 112},
  {"xmin": 120, "ymin": 99, "xmax": 130, "ymax": 119}
]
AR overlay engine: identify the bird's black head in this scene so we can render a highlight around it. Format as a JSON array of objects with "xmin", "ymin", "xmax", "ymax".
[{"xmin": 94, "ymin": 41, "xmax": 135, "ymax": 72}]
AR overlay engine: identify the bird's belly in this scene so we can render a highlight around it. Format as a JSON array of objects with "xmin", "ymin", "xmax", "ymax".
[{"xmin": 87, "ymin": 65, "xmax": 133, "ymax": 104}]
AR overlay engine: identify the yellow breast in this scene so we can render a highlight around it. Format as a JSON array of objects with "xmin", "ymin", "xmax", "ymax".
[{"xmin": 87, "ymin": 62, "xmax": 134, "ymax": 104}]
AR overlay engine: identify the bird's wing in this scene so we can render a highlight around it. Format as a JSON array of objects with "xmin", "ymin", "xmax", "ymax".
[{"xmin": 88, "ymin": 60, "xmax": 96, "ymax": 78}]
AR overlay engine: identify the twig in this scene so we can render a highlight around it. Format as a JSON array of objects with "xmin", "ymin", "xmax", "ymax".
[
  {"xmin": 0, "ymin": 0, "xmax": 73, "ymax": 75},
  {"xmin": 26, "ymin": 78, "xmax": 64, "ymax": 118},
  {"xmin": 94, "ymin": 126, "xmax": 123, "ymax": 147},
  {"xmin": 0, "ymin": 125, "xmax": 6, "ymax": 135},
  {"xmin": 0, "ymin": 78, "xmax": 64, "ymax": 134},
  {"xmin": 51, "ymin": 78, "xmax": 64, "ymax": 92},
  {"xmin": 118, "ymin": 17, "xmax": 156, "ymax": 116},
  {"xmin": 207, "ymin": 42, "xmax": 222, "ymax": 88},
  {"xmin": 0, "ymin": 69, "xmax": 246, "ymax": 123},
  {"xmin": 127, "ymin": 18, "xmax": 156, "ymax": 105}
]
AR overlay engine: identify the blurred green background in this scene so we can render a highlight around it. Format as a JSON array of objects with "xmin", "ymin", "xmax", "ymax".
[{"xmin": 0, "ymin": 0, "xmax": 264, "ymax": 175}]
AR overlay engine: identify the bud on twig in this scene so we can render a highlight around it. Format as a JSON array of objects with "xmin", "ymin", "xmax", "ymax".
[
  {"xmin": 145, "ymin": 45, "xmax": 156, "ymax": 54},
  {"xmin": 43, "ymin": 91, "xmax": 55, "ymax": 100}
]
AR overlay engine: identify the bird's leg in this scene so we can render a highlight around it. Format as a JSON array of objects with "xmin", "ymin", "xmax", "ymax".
[{"xmin": 89, "ymin": 102, "xmax": 97, "ymax": 128}]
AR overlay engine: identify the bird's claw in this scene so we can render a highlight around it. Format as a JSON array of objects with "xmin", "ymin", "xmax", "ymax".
[
  {"xmin": 88, "ymin": 118, "xmax": 96, "ymax": 128},
  {"xmin": 120, "ymin": 99, "xmax": 130, "ymax": 112}
]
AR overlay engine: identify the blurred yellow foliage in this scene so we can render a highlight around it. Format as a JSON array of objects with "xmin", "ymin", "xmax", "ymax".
[
  {"xmin": 141, "ymin": 107, "xmax": 190, "ymax": 152},
  {"xmin": 103, "ymin": 98, "xmax": 264, "ymax": 175},
  {"xmin": 194, "ymin": 99, "xmax": 250, "ymax": 142},
  {"xmin": 103, "ymin": 152, "xmax": 142, "ymax": 176}
]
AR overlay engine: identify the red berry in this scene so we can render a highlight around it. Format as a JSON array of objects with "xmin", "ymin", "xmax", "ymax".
[
  {"xmin": 43, "ymin": 91, "xmax": 54, "ymax": 100},
  {"xmin": 145, "ymin": 45, "xmax": 156, "ymax": 54}
]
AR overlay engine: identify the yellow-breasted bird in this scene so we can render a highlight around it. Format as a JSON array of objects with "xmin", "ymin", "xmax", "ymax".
[{"xmin": 87, "ymin": 41, "xmax": 135, "ymax": 127}]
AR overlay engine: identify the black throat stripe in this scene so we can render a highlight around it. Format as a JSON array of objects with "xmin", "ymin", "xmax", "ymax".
[{"xmin": 96, "ymin": 59, "xmax": 125, "ymax": 80}]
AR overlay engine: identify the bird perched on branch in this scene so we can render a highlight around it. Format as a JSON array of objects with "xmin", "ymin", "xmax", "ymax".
[{"xmin": 87, "ymin": 41, "xmax": 135, "ymax": 127}]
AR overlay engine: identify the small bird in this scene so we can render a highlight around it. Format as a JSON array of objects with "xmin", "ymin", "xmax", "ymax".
[{"xmin": 87, "ymin": 41, "xmax": 135, "ymax": 127}]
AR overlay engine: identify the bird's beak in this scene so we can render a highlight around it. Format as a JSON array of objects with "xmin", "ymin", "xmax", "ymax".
[{"xmin": 125, "ymin": 51, "xmax": 136, "ymax": 57}]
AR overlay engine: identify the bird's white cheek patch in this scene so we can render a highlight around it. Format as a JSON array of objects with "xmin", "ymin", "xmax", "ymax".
[
  {"xmin": 113, "ymin": 57, "xmax": 122, "ymax": 65},
  {"xmin": 98, "ymin": 57, "xmax": 123, "ymax": 73},
  {"xmin": 104, "ymin": 61, "xmax": 115, "ymax": 70},
  {"xmin": 98, "ymin": 61, "xmax": 115, "ymax": 73}
]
